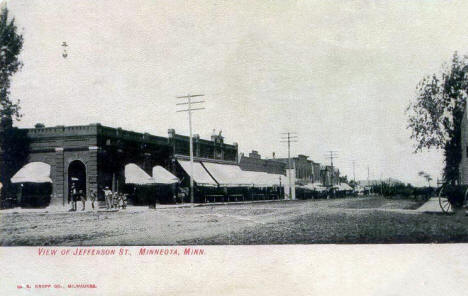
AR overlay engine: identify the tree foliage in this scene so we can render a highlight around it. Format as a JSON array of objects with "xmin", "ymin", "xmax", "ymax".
[
  {"xmin": 0, "ymin": 7, "xmax": 26, "ymax": 205},
  {"xmin": 407, "ymin": 52, "xmax": 468, "ymax": 184},
  {"xmin": 0, "ymin": 6, "xmax": 23, "ymax": 121},
  {"xmin": 369, "ymin": 182, "xmax": 433, "ymax": 200},
  {"xmin": 339, "ymin": 175, "xmax": 348, "ymax": 184},
  {"xmin": 0, "ymin": 125, "xmax": 30, "ymax": 195}
]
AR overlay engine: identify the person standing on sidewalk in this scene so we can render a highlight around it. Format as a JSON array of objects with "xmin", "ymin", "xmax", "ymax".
[
  {"xmin": 103, "ymin": 187, "xmax": 112, "ymax": 210},
  {"xmin": 112, "ymin": 192, "xmax": 119, "ymax": 209},
  {"xmin": 70, "ymin": 184, "xmax": 78, "ymax": 212},
  {"xmin": 79, "ymin": 189, "xmax": 86, "ymax": 211},
  {"xmin": 88, "ymin": 189, "xmax": 97, "ymax": 210},
  {"xmin": 121, "ymin": 193, "xmax": 128, "ymax": 209}
]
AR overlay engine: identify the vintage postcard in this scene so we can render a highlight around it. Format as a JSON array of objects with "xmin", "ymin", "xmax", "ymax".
[{"xmin": 1, "ymin": 0, "xmax": 468, "ymax": 295}]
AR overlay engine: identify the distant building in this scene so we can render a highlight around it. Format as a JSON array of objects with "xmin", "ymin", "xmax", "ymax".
[
  {"xmin": 311, "ymin": 161, "xmax": 321, "ymax": 183},
  {"xmin": 273, "ymin": 155, "xmax": 324, "ymax": 184},
  {"xmin": 239, "ymin": 150, "xmax": 286, "ymax": 175},
  {"xmin": 168, "ymin": 129, "xmax": 238, "ymax": 163},
  {"xmin": 320, "ymin": 165, "xmax": 340, "ymax": 186}
]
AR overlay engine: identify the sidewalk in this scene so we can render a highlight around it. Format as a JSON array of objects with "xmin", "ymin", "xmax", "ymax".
[
  {"xmin": 413, "ymin": 197, "xmax": 468, "ymax": 215},
  {"xmin": 0, "ymin": 199, "xmax": 295, "ymax": 214},
  {"xmin": 194, "ymin": 199, "xmax": 294, "ymax": 206},
  {"xmin": 415, "ymin": 197, "xmax": 443, "ymax": 213},
  {"xmin": 0, "ymin": 204, "xmax": 148, "ymax": 214}
]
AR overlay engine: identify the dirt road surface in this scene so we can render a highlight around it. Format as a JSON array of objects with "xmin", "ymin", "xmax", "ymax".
[{"xmin": 1, "ymin": 197, "xmax": 467, "ymax": 245}]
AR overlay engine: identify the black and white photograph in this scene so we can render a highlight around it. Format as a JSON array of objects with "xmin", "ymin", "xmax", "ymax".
[
  {"xmin": 2, "ymin": 0, "xmax": 468, "ymax": 246},
  {"xmin": 1, "ymin": 0, "xmax": 468, "ymax": 294}
]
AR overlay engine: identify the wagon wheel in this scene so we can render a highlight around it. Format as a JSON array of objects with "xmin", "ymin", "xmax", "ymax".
[{"xmin": 438, "ymin": 185, "xmax": 452, "ymax": 214}]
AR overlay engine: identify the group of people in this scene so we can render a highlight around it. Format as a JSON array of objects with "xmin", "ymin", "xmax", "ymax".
[
  {"xmin": 69, "ymin": 186, "xmax": 127, "ymax": 211},
  {"xmin": 103, "ymin": 187, "xmax": 128, "ymax": 210},
  {"xmin": 69, "ymin": 187, "xmax": 95, "ymax": 211}
]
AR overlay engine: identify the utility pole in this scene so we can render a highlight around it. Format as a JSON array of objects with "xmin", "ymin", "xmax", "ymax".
[
  {"xmin": 367, "ymin": 166, "xmax": 370, "ymax": 183},
  {"xmin": 325, "ymin": 151, "xmax": 338, "ymax": 186},
  {"xmin": 352, "ymin": 160, "xmax": 356, "ymax": 183},
  {"xmin": 367, "ymin": 165, "xmax": 371, "ymax": 195},
  {"xmin": 281, "ymin": 132, "xmax": 297, "ymax": 200},
  {"xmin": 176, "ymin": 94, "xmax": 205, "ymax": 204}
]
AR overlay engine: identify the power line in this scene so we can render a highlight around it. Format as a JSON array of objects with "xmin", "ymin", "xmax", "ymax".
[{"xmin": 176, "ymin": 94, "xmax": 205, "ymax": 204}]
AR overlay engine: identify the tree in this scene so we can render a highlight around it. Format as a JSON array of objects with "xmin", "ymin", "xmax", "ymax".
[
  {"xmin": 407, "ymin": 52, "xmax": 468, "ymax": 184},
  {"xmin": 0, "ymin": 6, "xmax": 23, "ymax": 121},
  {"xmin": 339, "ymin": 175, "xmax": 348, "ymax": 184},
  {"xmin": 0, "ymin": 7, "xmax": 26, "ymax": 205}
]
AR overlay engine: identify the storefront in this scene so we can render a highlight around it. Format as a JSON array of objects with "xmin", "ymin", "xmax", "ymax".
[{"xmin": 10, "ymin": 162, "xmax": 53, "ymax": 207}]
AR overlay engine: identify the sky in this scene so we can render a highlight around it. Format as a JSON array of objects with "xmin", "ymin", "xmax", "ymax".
[{"xmin": 6, "ymin": 0, "xmax": 468, "ymax": 186}]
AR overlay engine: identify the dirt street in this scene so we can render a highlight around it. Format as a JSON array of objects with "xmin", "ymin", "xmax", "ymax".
[{"xmin": 1, "ymin": 197, "xmax": 467, "ymax": 245}]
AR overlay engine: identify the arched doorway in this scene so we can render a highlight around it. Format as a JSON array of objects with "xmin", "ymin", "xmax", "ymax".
[{"xmin": 68, "ymin": 160, "xmax": 86, "ymax": 203}]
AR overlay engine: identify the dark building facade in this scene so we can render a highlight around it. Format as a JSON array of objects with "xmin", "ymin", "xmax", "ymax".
[
  {"xmin": 274, "ymin": 154, "xmax": 315, "ymax": 184},
  {"xmin": 311, "ymin": 161, "xmax": 321, "ymax": 183},
  {"xmin": 168, "ymin": 129, "xmax": 238, "ymax": 163},
  {"xmin": 8, "ymin": 123, "xmax": 238, "ymax": 207},
  {"xmin": 321, "ymin": 165, "xmax": 340, "ymax": 186},
  {"xmin": 238, "ymin": 150, "xmax": 286, "ymax": 175}
]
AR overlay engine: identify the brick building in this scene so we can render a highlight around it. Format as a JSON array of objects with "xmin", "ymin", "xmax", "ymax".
[
  {"xmin": 320, "ymin": 165, "xmax": 340, "ymax": 187},
  {"xmin": 238, "ymin": 150, "xmax": 286, "ymax": 175},
  {"xmin": 274, "ymin": 154, "xmax": 316, "ymax": 184},
  {"xmin": 311, "ymin": 161, "xmax": 321, "ymax": 183},
  {"xmin": 4, "ymin": 123, "xmax": 238, "ymax": 207},
  {"xmin": 168, "ymin": 129, "xmax": 238, "ymax": 164}
]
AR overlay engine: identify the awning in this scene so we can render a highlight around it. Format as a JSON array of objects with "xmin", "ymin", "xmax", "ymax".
[
  {"xmin": 177, "ymin": 160, "xmax": 217, "ymax": 186},
  {"xmin": 333, "ymin": 183, "xmax": 353, "ymax": 191},
  {"xmin": 152, "ymin": 166, "xmax": 179, "ymax": 184},
  {"xmin": 340, "ymin": 183, "xmax": 353, "ymax": 191},
  {"xmin": 239, "ymin": 170, "xmax": 267, "ymax": 186},
  {"xmin": 240, "ymin": 171, "xmax": 285, "ymax": 187},
  {"xmin": 11, "ymin": 162, "xmax": 52, "ymax": 183},
  {"xmin": 124, "ymin": 163, "xmax": 156, "ymax": 185},
  {"xmin": 263, "ymin": 173, "xmax": 285, "ymax": 186},
  {"xmin": 301, "ymin": 182, "xmax": 327, "ymax": 192},
  {"xmin": 202, "ymin": 162, "xmax": 251, "ymax": 187},
  {"xmin": 354, "ymin": 185, "xmax": 365, "ymax": 192}
]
